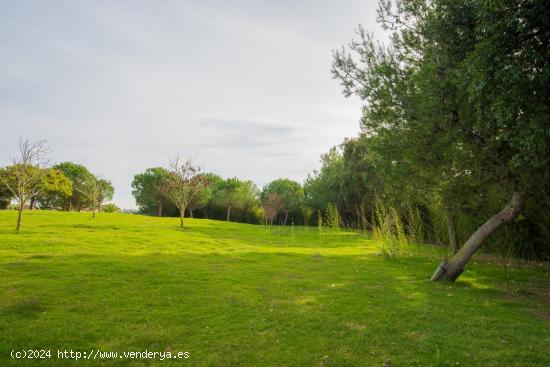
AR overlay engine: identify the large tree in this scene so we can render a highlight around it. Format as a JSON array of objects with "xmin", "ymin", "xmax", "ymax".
[
  {"xmin": 132, "ymin": 167, "xmax": 174, "ymax": 216},
  {"xmin": 33, "ymin": 168, "xmax": 73, "ymax": 210},
  {"xmin": 54, "ymin": 162, "xmax": 94, "ymax": 211},
  {"xmin": 332, "ymin": 0, "xmax": 549, "ymax": 280}
]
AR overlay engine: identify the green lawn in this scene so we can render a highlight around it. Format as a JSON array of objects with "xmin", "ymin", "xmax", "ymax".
[{"xmin": 0, "ymin": 210, "xmax": 548, "ymax": 366}]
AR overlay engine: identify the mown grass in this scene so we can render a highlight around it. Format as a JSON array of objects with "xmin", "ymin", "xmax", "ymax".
[{"xmin": 0, "ymin": 210, "xmax": 548, "ymax": 366}]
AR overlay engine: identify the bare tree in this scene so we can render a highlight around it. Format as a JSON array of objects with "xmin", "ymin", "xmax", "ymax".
[
  {"xmin": 76, "ymin": 175, "xmax": 102, "ymax": 218},
  {"xmin": 262, "ymin": 192, "xmax": 284, "ymax": 226},
  {"xmin": 0, "ymin": 139, "xmax": 51, "ymax": 231},
  {"xmin": 161, "ymin": 158, "xmax": 209, "ymax": 227}
]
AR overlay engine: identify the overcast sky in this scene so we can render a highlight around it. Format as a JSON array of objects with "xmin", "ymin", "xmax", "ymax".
[{"xmin": 0, "ymin": 0, "xmax": 383, "ymax": 209}]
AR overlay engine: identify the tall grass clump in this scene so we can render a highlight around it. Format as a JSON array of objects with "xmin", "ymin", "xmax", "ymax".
[
  {"xmin": 371, "ymin": 200, "xmax": 410, "ymax": 257},
  {"xmin": 324, "ymin": 203, "xmax": 341, "ymax": 231}
]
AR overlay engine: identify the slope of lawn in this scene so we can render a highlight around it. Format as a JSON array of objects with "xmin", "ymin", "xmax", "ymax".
[{"xmin": 0, "ymin": 210, "xmax": 548, "ymax": 366}]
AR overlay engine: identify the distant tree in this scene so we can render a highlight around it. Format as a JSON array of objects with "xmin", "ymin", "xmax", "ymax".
[
  {"xmin": 0, "ymin": 177, "xmax": 13, "ymax": 209},
  {"xmin": 213, "ymin": 178, "xmax": 243, "ymax": 221},
  {"xmin": 188, "ymin": 173, "xmax": 213, "ymax": 217},
  {"xmin": 97, "ymin": 179, "xmax": 114, "ymax": 212},
  {"xmin": 161, "ymin": 158, "xmax": 209, "ymax": 227},
  {"xmin": 0, "ymin": 139, "xmax": 51, "ymax": 231},
  {"xmin": 262, "ymin": 179, "xmax": 305, "ymax": 225},
  {"xmin": 262, "ymin": 192, "xmax": 284, "ymax": 225},
  {"xmin": 33, "ymin": 168, "xmax": 73, "ymax": 210},
  {"xmin": 131, "ymin": 167, "xmax": 173, "ymax": 216},
  {"xmin": 54, "ymin": 162, "xmax": 93, "ymax": 211},
  {"xmin": 77, "ymin": 175, "xmax": 103, "ymax": 218}
]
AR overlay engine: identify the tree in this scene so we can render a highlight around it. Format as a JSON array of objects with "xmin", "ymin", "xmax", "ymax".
[
  {"xmin": 33, "ymin": 168, "xmax": 73, "ymax": 210},
  {"xmin": 77, "ymin": 175, "xmax": 103, "ymax": 218},
  {"xmin": 188, "ymin": 173, "xmax": 213, "ymax": 217},
  {"xmin": 213, "ymin": 178, "xmax": 244, "ymax": 221},
  {"xmin": 131, "ymin": 167, "xmax": 174, "ymax": 216},
  {"xmin": 332, "ymin": 0, "xmax": 550, "ymax": 280},
  {"xmin": 54, "ymin": 162, "xmax": 94, "ymax": 211},
  {"xmin": 97, "ymin": 179, "xmax": 114, "ymax": 212},
  {"xmin": 0, "ymin": 177, "xmax": 13, "ymax": 209},
  {"xmin": 161, "ymin": 158, "xmax": 209, "ymax": 227},
  {"xmin": 262, "ymin": 192, "xmax": 284, "ymax": 225},
  {"xmin": 262, "ymin": 179, "xmax": 304, "ymax": 225},
  {"xmin": 0, "ymin": 139, "xmax": 51, "ymax": 231}
]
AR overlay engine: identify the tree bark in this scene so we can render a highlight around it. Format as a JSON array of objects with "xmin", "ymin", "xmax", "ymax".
[
  {"xmin": 29, "ymin": 196, "xmax": 35, "ymax": 210},
  {"xmin": 284, "ymin": 211, "xmax": 288, "ymax": 226},
  {"xmin": 16, "ymin": 203, "xmax": 23, "ymax": 232},
  {"xmin": 189, "ymin": 208, "xmax": 194, "ymax": 218},
  {"xmin": 444, "ymin": 206, "xmax": 458, "ymax": 254},
  {"xmin": 226, "ymin": 206, "xmax": 231, "ymax": 221},
  {"xmin": 432, "ymin": 191, "xmax": 523, "ymax": 281},
  {"xmin": 92, "ymin": 203, "xmax": 96, "ymax": 218}
]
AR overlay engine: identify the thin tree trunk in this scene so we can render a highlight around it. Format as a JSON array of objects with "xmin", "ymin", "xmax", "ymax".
[
  {"xmin": 444, "ymin": 206, "xmax": 458, "ymax": 254},
  {"xmin": 226, "ymin": 206, "xmax": 231, "ymax": 221},
  {"xmin": 432, "ymin": 192, "xmax": 523, "ymax": 282},
  {"xmin": 284, "ymin": 211, "xmax": 288, "ymax": 226},
  {"xmin": 16, "ymin": 202, "xmax": 23, "ymax": 232},
  {"xmin": 180, "ymin": 207, "xmax": 185, "ymax": 227},
  {"xmin": 92, "ymin": 203, "xmax": 96, "ymax": 218},
  {"xmin": 29, "ymin": 196, "xmax": 35, "ymax": 210},
  {"xmin": 157, "ymin": 200, "xmax": 163, "ymax": 217},
  {"xmin": 189, "ymin": 208, "xmax": 194, "ymax": 218}
]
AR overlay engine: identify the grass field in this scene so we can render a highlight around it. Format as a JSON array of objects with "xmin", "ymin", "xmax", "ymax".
[{"xmin": 0, "ymin": 210, "xmax": 548, "ymax": 366}]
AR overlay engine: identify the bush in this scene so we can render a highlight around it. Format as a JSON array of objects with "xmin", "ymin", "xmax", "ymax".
[{"xmin": 101, "ymin": 203, "xmax": 120, "ymax": 213}]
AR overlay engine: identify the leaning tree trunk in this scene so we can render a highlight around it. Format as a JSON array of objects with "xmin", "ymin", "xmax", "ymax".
[
  {"xmin": 189, "ymin": 208, "xmax": 194, "ymax": 218},
  {"xmin": 444, "ymin": 206, "xmax": 458, "ymax": 254},
  {"xmin": 16, "ymin": 202, "xmax": 23, "ymax": 232},
  {"xmin": 432, "ymin": 192, "xmax": 523, "ymax": 282},
  {"xmin": 29, "ymin": 196, "xmax": 36, "ymax": 210},
  {"xmin": 226, "ymin": 206, "xmax": 231, "ymax": 221}
]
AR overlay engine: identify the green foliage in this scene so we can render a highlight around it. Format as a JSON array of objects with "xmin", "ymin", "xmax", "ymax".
[
  {"xmin": 131, "ymin": 167, "xmax": 176, "ymax": 216},
  {"xmin": 101, "ymin": 203, "xmax": 120, "ymax": 213},
  {"xmin": 323, "ymin": 203, "xmax": 341, "ymax": 231},
  {"xmin": 53, "ymin": 162, "xmax": 93, "ymax": 211},
  {"xmin": 262, "ymin": 178, "xmax": 304, "ymax": 224},
  {"xmin": 35, "ymin": 168, "xmax": 73, "ymax": 209}
]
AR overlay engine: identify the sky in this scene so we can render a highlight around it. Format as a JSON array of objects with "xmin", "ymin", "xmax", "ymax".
[{"xmin": 0, "ymin": 0, "xmax": 383, "ymax": 209}]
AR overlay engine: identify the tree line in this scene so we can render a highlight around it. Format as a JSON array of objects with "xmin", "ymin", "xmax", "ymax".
[{"xmin": 0, "ymin": 140, "xmax": 115, "ymax": 231}]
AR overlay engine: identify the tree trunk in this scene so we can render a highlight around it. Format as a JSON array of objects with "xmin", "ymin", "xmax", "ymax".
[
  {"xmin": 284, "ymin": 211, "xmax": 288, "ymax": 226},
  {"xmin": 16, "ymin": 203, "xmax": 23, "ymax": 232},
  {"xmin": 432, "ymin": 191, "xmax": 523, "ymax": 282},
  {"xmin": 180, "ymin": 207, "xmax": 185, "ymax": 227},
  {"xmin": 189, "ymin": 208, "xmax": 194, "ymax": 218},
  {"xmin": 92, "ymin": 203, "xmax": 96, "ymax": 218},
  {"xmin": 226, "ymin": 206, "xmax": 231, "ymax": 221},
  {"xmin": 444, "ymin": 206, "xmax": 458, "ymax": 254},
  {"xmin": 29, "ymin": 196, "xmax": 35, "ymax": 210}
]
